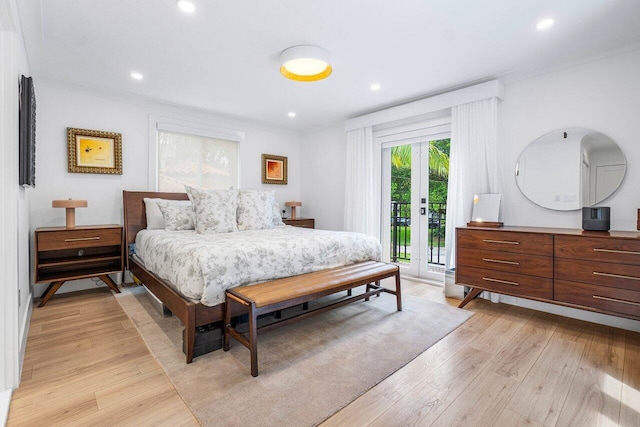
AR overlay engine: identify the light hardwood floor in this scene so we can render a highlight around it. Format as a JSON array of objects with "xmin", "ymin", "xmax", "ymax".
[{"xmin": 9, "ymin": 281, "xmax": 640, "ymax": 426}]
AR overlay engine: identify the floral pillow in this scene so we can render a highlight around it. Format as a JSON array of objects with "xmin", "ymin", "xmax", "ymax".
[
  {"xmin": 155, "ymin": 200, "xmax": 195, "ymax": 231},
  {"xmin": 186, "ymin": 186, "xmax": 239, "ymax": 234},
  {"xmin": 272, "ymin": 202, "xmax": 285, "ymax": 226},
  {"xmin": 237, "ymin": 190, "xmax": 275, "ymax": 231}
]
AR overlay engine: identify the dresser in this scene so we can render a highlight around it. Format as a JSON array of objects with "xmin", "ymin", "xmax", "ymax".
[
  {"xmin": 35, "ymin": 225, "xmax": 124, "ymax": 306},
  {"xmin": 456, "ymin": 226, "xmax": 640, "ymax": 321}
]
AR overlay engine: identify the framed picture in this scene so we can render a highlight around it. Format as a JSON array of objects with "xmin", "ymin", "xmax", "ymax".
[
  {"xmin": 67, "ymin": 128, "xmax": 122, "ymax": 174},
  {"xmin": 262, "ymin": 154, "xmax": 288, "ymax": 185}
]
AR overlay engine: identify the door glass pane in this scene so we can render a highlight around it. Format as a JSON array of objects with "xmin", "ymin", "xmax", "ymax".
[
  {"xmin": 427, "ymin": 138, "xmax": 450, "ymax": 273},
  {"xmin": 390, "ymin": 144, "xmax": 412, "ymax": 264}
]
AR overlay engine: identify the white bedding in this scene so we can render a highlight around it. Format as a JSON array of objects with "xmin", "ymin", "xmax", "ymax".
[{"xmin": 135, "ymin": 226, "xmax": 382, "ymax": 306}]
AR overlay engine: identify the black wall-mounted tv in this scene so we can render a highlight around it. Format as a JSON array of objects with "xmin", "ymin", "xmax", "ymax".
[{"xmin": 19, "ymin": 75, "xmax": 36, "ymax": 187}]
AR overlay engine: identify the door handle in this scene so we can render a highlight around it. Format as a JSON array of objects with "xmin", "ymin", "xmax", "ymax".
[{"xmin": 420, "ymin": 207, "xmax": 426, "ymax": 215}]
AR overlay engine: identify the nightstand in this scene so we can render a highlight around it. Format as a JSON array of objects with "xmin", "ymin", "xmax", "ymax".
[
  {"xmin": 283, "ymin": 218, "xmax": 315, "ymax": 229},
  {"xmin": 35, "ymin": 225, "xmax": 124, "ymax": 307}
]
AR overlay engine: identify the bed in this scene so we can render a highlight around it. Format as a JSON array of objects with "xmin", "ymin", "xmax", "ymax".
[{"xmin": 122, "ymin": 190, "xmax": 382, "ymax": 363}]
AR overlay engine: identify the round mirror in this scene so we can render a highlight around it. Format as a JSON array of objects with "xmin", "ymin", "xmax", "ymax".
[{"xmin": 515, "ymin": 128, "xmax": 626, "ymax": 211}]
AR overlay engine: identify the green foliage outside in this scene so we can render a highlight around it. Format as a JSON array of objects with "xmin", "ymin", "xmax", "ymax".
[
  {"xmin": 390, "ymin": 139, "xmax": 450, "ymax": 204},
  {"xmin": 390, "ymin": 139, "xmax": 450, "ymax": 255}
]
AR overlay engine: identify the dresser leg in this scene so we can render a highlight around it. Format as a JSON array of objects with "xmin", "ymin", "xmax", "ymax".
[
  {"xmin": 38, "ymin": 281, "xmax": 66, "ymax": 307},
  {"xmin": 100, "ymin": 274, "xmax": 121, "ymax": 293},
  {"xmin": 458, "ymin": 287, "xmax": 483, "ymax": 309}
]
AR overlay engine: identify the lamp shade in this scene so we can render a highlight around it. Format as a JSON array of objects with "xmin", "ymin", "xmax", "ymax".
[
  {"xmin": 280, "ymin": 45, "xmax": 332, "ymax": 82},
  {"xmin": 285, "ymin": 201, "xmax": 302, "ymax": 219},
  {"xmin": 52, "ymin": 199, "xmax": 88, "ymax": 228}
]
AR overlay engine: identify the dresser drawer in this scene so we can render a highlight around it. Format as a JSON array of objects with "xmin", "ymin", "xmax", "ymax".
[
  {"xmin": 38, "ymin": 228, "xmax": 122, "ymax": 251},
  {"xmin": 555, "ymin": 235, "xmax": 640, "ymax": 266},
  {"xmin": 457, "ymin": 229, "xmax": 553, "ymax": 256},
  {"xmin": 555, "ymin": 279, "xmax": 640, "ymax": 320},
  {"xmin": 555, "ymin": 258, "xmax": 640, "ymax": 292},
  {"xmin": 457, "ymin": 266, "xmax": 553, "ymax": 300},
  {"xmin": 457, "ymin": 247, "xmax": 552, "ymax": 278}
]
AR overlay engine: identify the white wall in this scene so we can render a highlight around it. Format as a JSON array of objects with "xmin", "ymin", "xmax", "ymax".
[
  {"xmin": 300, "ymin": 124, "xmax": 346, "ymax": 230},
  {"xmin": 31, "ymin": 82, "xmax": 301, "ymax": 295},
  {"xmin": 1, "ymin": 0, "xmax": 32, "ymax": 412},
  {"xmin": 499, "ymin": 48, "xmax": 640, "ymax": 230}
]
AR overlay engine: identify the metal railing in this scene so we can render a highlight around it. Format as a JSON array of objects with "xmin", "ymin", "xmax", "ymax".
[{"xmin": 390, "ymin": 201, "xmax": 446, "ymax": 265}]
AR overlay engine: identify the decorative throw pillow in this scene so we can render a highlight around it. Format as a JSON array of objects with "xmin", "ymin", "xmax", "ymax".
[
  {"xmin": 155, "ymin": 199, "xmax": 195, "ymax": 231},
  {"xmin": 272, "ymin": 202, "xmax": 285, "ymax": 226},
  {"xmin": 144, "ymin": 198, "xmax": 192, "ymax": 229},
  {"xmin": 186, "ymin": 186, "xmax": 239, "ymax": 234},
  {"xmin": 237, "ymin": 190, "xmax": 275, "ymax": 231}
]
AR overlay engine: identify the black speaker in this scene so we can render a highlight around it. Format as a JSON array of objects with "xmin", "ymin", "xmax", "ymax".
[{"xmin": 582, "ymin": 207, "xmax": 610, "ymax": 231}]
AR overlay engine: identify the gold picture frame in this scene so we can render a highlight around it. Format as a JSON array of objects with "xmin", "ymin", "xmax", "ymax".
[
  {"xmin": 67, "ymin": 128, "xmax": 122, "ymax": 174},
  {"xmin": 261, "ymin": 154, "xmax": 288, "ymax": 185}
]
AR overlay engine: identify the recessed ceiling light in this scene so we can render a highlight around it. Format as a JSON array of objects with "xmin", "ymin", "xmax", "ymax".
[
  {"xmin": 536, "ymin": 18, "xmax": 554, "ymax": 30},
  {"xmin": 370, "ymin": 83, "xmax": 381, "ymax": 91},
  {"xmin": 288, "ymin": 112, "xmax": 296, "ymax": 118},
  {"xmin": 176, "ymin": 0, "xmax": 195, "ymax": 13},
  {"xmin": 130, "ymin": 72, "xmax": 143, "ymax": 80}
]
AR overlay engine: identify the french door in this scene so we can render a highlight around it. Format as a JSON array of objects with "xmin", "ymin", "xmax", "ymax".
[{"xmin": 381, "ymin": 138, "xmax": 449, "ymax": 281}]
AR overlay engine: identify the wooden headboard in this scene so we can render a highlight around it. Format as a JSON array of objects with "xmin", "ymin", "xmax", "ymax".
[{"xmin": 122, "ymin": 190, "xmax": 189, "ymax": 269}]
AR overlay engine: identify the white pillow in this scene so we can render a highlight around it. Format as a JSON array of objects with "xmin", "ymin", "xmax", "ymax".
[
  {"xmin": 237, "ymin": 190, "xmax": 275, "ymax": 231},
  {"xmin": 144, "ymin": 198, "xmax": 192, "ymax": 229},
  {"xmin": 272, "ymin": 202, "xmax": 285, "ymax": 227},
  {"xmin": 156, "ymin": 199, "xmax": 196, "ymax": 231},
  {"xmin": 186, "ymin": 186, "xmax": 239, "ymax": 234}
]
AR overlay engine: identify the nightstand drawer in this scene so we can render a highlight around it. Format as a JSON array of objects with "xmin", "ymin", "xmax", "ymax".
[
  {"xmin": 38, "ymin": 228, "xmax": 122, "ymax": 251},
  {"xmin": 283, "ymin": 218, "xmax": 315, "ymax": 229}
]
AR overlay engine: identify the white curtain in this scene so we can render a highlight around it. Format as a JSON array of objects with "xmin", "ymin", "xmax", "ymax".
[
  {"xmin": 344, "ymin": 126, "xmax": 381, "ymax": 239},
  {"xmin": 444, "ymin": 98, "xmax": 499, "ymax": 289}
]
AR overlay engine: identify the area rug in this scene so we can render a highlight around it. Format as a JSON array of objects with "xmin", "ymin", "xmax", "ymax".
[{"xmin": 115, "ymin": 284, "xmax": 472, "ymax": 426}]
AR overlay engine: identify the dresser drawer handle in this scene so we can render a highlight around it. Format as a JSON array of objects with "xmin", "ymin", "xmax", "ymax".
[
  {"xmin": 482, "ymin": 277, "xmax": 519, "ymax": 286},
  {"xmin": 64, "ymin": 237, "xmax": 101, "ymax": 242},
  {"xmin": 482, "ymin": 258, "xmax": 519, "ymax": 265},
  {"xmin": 593, "ymin": 271, "xmax": 640, "ymax": 281},
  {"xmin": 593, "ymin": 295, "xmax": 640, "ymax": 307},
  {"xmin": 482, "ymin": 239, "xmax": 520, "ymax": 245},
  {"xmin": 594, "ymin": 248, "xmax": 640, "ymax": 255}
]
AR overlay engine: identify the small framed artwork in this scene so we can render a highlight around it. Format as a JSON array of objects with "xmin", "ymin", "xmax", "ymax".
[
  {"xmin": 67, "ymin": 127, "xmax": 122, "ymax": 174},
  {"xmin": 262, "ymin": 154, "xmax": 288, "ymax": 185}
]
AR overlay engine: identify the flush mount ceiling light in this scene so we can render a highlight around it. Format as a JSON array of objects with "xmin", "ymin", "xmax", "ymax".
[
  {"xmin": 130, "ymin": 72, "xmax": 143, "ymax": 80},
  {"xmin": 536, "ymin": 18, "xmax": 554, "ymax": 30},
  {"xmin": 288, "ymin": 112, "xmax": 296, "ymax": 118},
  {"xmin": 370, "ymin": 83, "xmax": 381, "ymax": 91},
  {"xmin": 176, "ymin": 0, "xmax": 195, "ymax": 13},
  {"xmin": 280, "ymin": 45, "xmax": 332, "ymax": 82}
]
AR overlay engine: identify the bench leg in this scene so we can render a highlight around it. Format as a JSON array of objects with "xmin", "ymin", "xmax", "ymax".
[
  {"xmin": 249, "ymin": 303, "xmax": 259, "ymax": 377},
  {"xmin": 375, "ymin": 280, "xmax": 381, "ymax": 297},
  {"xmin": 395, "ymin": 272, "xmax": 402, "ymax": 311},
  {"xmin": 365, "ymin": 283, "xmax": 371, "ymax": 302},
  {"xmin": 347, "ymin": 289, "xmax": 352, "ymax": 297}
]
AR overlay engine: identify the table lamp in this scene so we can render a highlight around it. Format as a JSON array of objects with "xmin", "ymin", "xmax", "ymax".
[
  {"xmin": 52, "ymin": 199, "xmax": 88, "ymax": 228},
  {"xmin": 285, "ymin": 201, "xmax": 302, "ymax": 219}
]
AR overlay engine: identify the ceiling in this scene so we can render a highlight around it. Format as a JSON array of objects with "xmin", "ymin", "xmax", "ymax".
[{"xmin": 16, "ymin": 0, "xmax": 640, "ymax": 131}]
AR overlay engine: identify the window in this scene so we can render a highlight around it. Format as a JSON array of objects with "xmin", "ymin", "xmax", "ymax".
[{"xmin": 153, "ymin": 121, "xmax": 242, "ymax": 192}]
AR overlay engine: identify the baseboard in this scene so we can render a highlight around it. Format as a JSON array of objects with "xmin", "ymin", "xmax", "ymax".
[
  {"xmin": 19, "ymin": 294, "xmax": 32, "ymax": 376},
  {"xmin": 0, "ymin": 388, "xmax": 12, "ymax": 426}
]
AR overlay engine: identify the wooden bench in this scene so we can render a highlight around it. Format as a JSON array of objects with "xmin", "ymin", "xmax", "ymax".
[{"xmin": 223, "ymin": 261, "xmax": 402, "ymax": 377}]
